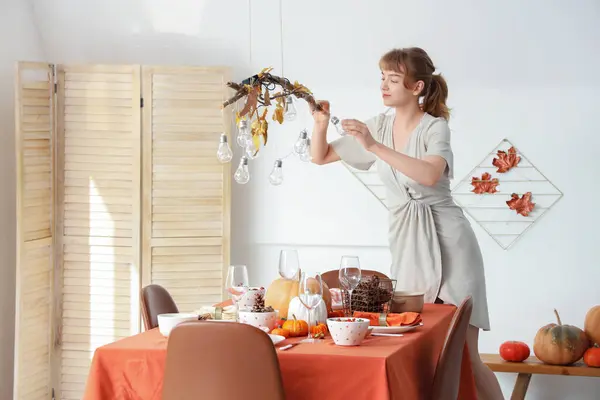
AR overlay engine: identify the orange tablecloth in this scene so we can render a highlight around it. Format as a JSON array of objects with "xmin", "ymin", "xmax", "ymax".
[{"xmin": 84, "ymin": 304, "xmax": 476, "ymax": 400}]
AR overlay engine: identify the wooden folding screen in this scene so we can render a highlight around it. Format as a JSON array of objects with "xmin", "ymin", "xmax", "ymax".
[
  {"xmin": 14, "ymin": 62, "xmax": 231, "ymax": 400},
  {"xmin": 14, "ymin": 62, "xmax": 56, "ymax": 400}
]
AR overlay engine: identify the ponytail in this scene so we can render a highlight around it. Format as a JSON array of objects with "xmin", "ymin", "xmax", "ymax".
[{"xmin": 421, "ymin": 74, "xmax": 450, "ymax": 120}]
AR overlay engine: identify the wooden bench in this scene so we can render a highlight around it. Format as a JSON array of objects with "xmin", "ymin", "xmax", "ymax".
[{"xmin": 481, "ymin": 353, "xmax": 600, "ymax": 400}]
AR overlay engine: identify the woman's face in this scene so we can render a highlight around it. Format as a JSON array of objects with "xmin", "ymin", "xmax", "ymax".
[{"xmin": 380, "ymin": 69, "xmax": 423, "ymax": 108}]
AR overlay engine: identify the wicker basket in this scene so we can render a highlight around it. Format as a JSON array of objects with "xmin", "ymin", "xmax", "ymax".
[{"xmin": 341, "ymin": 276, "xmax": 397, "ymax": 315}]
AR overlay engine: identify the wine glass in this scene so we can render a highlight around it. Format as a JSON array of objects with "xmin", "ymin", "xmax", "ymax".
[
  {"xmin": 225, "ymin": 265, "xmax": 249, "ymax": 319},
  {"xmin": 278, "ymin": 249, "xmax": 300, "ymax": 280},
  {"xmin": 297, "ymin": 271, "xmax": 323, "ymax": 343},
  {"xmin": 339, "ymin": 256, "xmax": 362, "ymax": 316}
]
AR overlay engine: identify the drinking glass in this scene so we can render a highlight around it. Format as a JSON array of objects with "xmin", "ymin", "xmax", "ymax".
[
  {"xmin": 225, "ymin": 265, "xmax": 249, "ymax": 320},
  {"xmin": 278, "ymin": 249, "xmax": 300, "ymax": 280},
  {"xmin": 339, "ymin": 256, "xmax": 362, "ymax": 316},
  {"xmin": 297, "ymin": 271, "xmax": 323, "ymax": 343}
]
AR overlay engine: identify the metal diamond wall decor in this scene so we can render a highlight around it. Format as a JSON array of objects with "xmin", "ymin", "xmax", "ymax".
[
  {"xmin": 451, "ymin": 139, "xmax": 563, "ymax": 250},
  {"xmin": 343, "ymin": 163, "xmax": 389, "ymax": 210}
]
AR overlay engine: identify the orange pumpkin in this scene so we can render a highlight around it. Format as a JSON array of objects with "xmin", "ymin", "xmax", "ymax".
[
  {"xmin": 264, "ymin": 275, "xmax": 333, "ymax": 317},
  {"xmin": 533, "ymin": 309, "xmax": 590, "ymax": 365},
  {"xmin": 271, "ymin": 327, "xmax": 290, "ymax": 338},
  {"xmin": 583, "ymin": 345, "xmax": 600, "ymax": 368},
  {"xmin": 310, "ymin": 323, "xmax": 328, "ymax": 338},
  {"xmin": 265, "ymin": 278, "xmax": 299, "ymax": 318},
  {"xmin": 282, "ymin": 314, "xmax": 309, "ymax": 337},
  {"xmin": 584, "ymin": 305, "xmax": 600, "ymax": 345}
]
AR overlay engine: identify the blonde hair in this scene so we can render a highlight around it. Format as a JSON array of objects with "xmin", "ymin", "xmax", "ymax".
[{"xmin": 379, "ymin": 47, "xmax": 450, "ymax": 120}]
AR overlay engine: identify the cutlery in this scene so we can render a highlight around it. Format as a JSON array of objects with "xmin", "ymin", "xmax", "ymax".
[
  {"xmin": 371, "ymin": 333, "xmax": 404, "ymax": 337},
  {"xmin": 278, "ymin": 343, "xmax": 299, "ymax": 351}
]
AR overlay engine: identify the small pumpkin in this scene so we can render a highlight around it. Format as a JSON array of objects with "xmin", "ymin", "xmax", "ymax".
[
  {"xmin": 533, "ymin": 309, "xmax": 590, "ymax": 366},
  {"xmin": 584, "ymin": 305, "xmax": 600, "ymax": 345},
  {"xmin": 499, "ymin": 341, "xmax": 530, "ymax": 362},
  {"xmin": 583, "ymin": 345, "xmax": 600, "ymax": 368},
  {"xmin": 271, "ymin": 327, "xmax": 290, "ymax": 338},
  {"xmin": 310, "ymin": 323, "xmax": 328, "ymax": 338},
  {"xmin": 282, "ymin": 314, "xmax": 309, "ymax": 337}
]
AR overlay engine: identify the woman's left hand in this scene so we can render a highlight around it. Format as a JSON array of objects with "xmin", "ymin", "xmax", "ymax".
[{"xmin": 341, "ymin": 119, "xmax": 377, "ymax": 151}]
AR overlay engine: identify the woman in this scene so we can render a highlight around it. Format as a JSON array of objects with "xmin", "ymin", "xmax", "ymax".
[{"xmin": 310, "ymin": 47, "xmax": 504, "ymax": 400}]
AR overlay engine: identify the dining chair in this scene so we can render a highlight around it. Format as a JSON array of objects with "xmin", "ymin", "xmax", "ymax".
[
  {"xmin": 162, "ymin": 321, "xmax": 286, "ymax": 400},
  {"xmin": 321, "ymin": 269, "xmax": 390, "ymax": 289},
  {"xmin": 431, "ymin": 295, "xmax": 474, "ymax": 400},
  {"xmin": 140, "ymin": 284, "xmax": 179, "ymax": 330}
]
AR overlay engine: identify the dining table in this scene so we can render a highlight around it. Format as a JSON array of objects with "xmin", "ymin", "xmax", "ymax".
[{"xmin": 83, "ymin": 303, "xmax": 477, "ymax": 400}]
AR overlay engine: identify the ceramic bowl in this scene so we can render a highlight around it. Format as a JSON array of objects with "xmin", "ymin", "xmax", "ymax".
[
  {"xmin": 391, "ymin": 291, "xmax": 424, "ymax": 313},
  {"xmin": 157, "ymin": 313, "xmax": 198, "ymax": 336},
  {"xmin": 326, "ymin": 317, "xmax": 371, "ymax": 346},
  {"xmin": 238, "ymin": 310, "xmax": 277, "ymax": 331},
  {"xmin": 237, "ymin": 287, "xmax": 266, "ymax": 310}
]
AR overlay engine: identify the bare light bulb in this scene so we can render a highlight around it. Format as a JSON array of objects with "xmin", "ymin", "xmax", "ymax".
[
  {"xmin": 236, "ymin": 119, "xmax": 251, "ymax": 147},
  {"xmin": 330, "ymin": 116, "xmax": 347, "ymax": 136},
  {"xmin": 299, "ymin": 138, "xmax": 312, "ymax": 162},
  {"xmin": 284, "ymin": 95, "xmax": 297, "ymax": 121},
  {"xmin": 268, "ymin": 159, "xmax": 284, "ymax": 186},
  {"xmin": 216, "ymin": 133, "xmax": 233, "ymax": 163},
  {"xmin": 234, "ymin": 156, "xmax": 250, "ymax": 184},
  {"xmin": 245, "ymin": 137, "xmax": 258, "ymax": 159},
  {"xmin": 293, "ymin": 129, "xmax": 309, "ymax": 156}
]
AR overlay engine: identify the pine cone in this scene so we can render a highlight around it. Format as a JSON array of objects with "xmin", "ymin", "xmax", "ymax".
[{"xmin": 251, "ymin": 292, "xmax": 274, "ymax": 313}]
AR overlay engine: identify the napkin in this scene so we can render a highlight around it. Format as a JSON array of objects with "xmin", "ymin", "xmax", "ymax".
[
  {"xmin": 353, "ymin": 311, "xmax": 422, "ymax": 327},
  {"xmin": 329, "ymin": 288, "xmax": 344, "ymax": 310}
]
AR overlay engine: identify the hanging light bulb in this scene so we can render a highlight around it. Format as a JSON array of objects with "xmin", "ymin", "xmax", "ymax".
[
  {"xmin": 246, "ymin": 136, "xmax": 258, "ymax": 159},
  {"xmin": 268, "ymin": 159, "xmax": 284, "ymax": 186},
  {"xmin": 234, "ymin": 156, "xmax": 250, "ymax": 184},
  {"xmin": 299, "ymin": 138, "xmax": 312, "ymax": 162},
  {"xmin": 284, "ymin": 95, "xmax": 297, "ymax": 121},
  {"xmin": 330, "ymin": 116, "xmax": 347, "ymax": 136},
  {"xmin": 216, "ymin": 133, "xmax": 233, "ymax": 163},
  {"xmin": 236, "ymin": 119, "xmax": 251, "ymax": 147},
  {"xmin": 293, "ymin": 129, "xmax": 309, "ymax": 156}
]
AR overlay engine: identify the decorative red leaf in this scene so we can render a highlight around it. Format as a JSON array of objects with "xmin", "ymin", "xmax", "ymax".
[
  {"xmin": 471, "ymin": 172, "xmax": 499, "ymax": 194},
  {"xmin": 506, "ymin": 192, "xmax": 535, "ymax": 216},
  {"xmin": 492, "ymin": 146, "xmax": 521, "ymax": 173},
  {"xmin": 238, "ymin": 86, "xmax": 260, "ymax": 118}
]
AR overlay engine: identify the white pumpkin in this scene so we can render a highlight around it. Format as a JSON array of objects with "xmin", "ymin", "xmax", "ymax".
[{"xmin": 287, "ymin": 296, "xmax": 328, "ymax": 324}]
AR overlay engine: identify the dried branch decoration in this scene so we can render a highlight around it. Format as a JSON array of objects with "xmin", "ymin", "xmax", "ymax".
[
  {"xmin": 492, "ymin": 146, "xmax": 521, "ymax": 173},
  {"xmin": 506, "ymin": 192, "xmax": 536, "ymax": 216},
  {"xmin": 221, "ymin": 67, "xmax": 324, "ymax": 155},
  {"xmin": 471, "ymin": 172, "xmax": 500, "ymax": 194}
]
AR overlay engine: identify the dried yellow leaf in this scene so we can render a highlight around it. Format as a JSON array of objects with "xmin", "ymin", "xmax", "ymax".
[
  {"xmin": 272, "ymin": 104, "xmax": 284, "ymax": 124},
  {"xmin": 264, "ymin": 88, "xmax": 271, "ymax": 106},
  {"xmin": 257, "ymin": 66, "xmax": 273, "ymax": 77},
  {"xmin": 293, "ymin": 80, "xmax": 312, "ymax": 94}
]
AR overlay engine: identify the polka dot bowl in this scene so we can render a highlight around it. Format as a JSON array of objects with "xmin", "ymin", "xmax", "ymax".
[{"xmin": 326, "ymin": 317, "xmax": 371, "ymax": 346}]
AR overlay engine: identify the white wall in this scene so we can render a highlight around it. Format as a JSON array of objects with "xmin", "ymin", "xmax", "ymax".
[
  {"xmin": 2, "ymin": 0, "xmax": 594, "ymax": 398},
  {"xmin": 0, "ymin": 1, "xmax": 46, "ymax": 399}
]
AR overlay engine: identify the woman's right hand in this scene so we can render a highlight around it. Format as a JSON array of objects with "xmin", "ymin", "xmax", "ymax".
[{"xmin": 310, "ymin": 100, "xmax": 330, "ymax": 125}]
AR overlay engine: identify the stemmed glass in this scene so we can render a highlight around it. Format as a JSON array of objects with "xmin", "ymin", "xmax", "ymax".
[
  {"xmin": 297, "ymin": 271, "xmax": 323, "ymax": 343},
  {"xmin": 278, "ymin": 249, "xmax": 300, "ymax": 280},
  {"xmin": 225, "ymin": 265, "xmax": 249, "ymax": 320},
  {"xmin": 339, "ymin": 256, "xmax": 362, "ymax": 317}
]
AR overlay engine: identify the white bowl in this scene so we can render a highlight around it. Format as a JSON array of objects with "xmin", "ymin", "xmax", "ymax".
[
  {"xmin": 237, "ymin": 287, "xmax": 266, "ymax": 310},
  {"xmin": 157, "ymin": 313, "xmax": 198, "ymax": 336},
  {"xmin": 238, "ymin": 310, "xmax": 277, "ymax": 331},
  {"xmin": 326, "ymin": 317, "xmax": 371, "ymax": 346}
]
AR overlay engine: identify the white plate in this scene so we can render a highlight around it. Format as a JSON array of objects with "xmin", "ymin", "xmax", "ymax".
[
  {"xmin": 370, "ymin": 322, "xmax": 423, "ymax": 334},
  {"xmin": 269, "ymin": 334, "xmax": 286, "ymax": 345}
]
